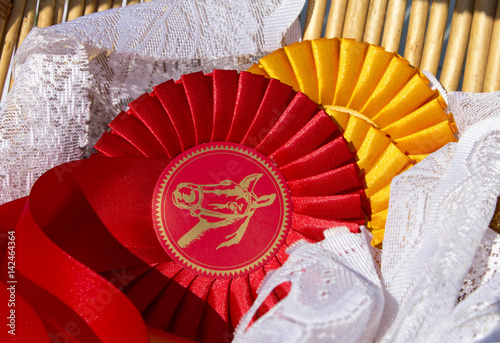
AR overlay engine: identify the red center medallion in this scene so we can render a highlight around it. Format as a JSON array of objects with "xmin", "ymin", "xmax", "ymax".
[{"xmin": 153, "ymin": 142, "xmax": 291, "ymax": 278}]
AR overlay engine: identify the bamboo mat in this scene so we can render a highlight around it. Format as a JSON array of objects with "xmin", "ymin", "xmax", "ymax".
[
  {"xmin": 303, "ymin": 0, "xmax": 500, "ymax": 93},
  {"xmin": 1, "ymin": 0, "xmax": 499, "ymax": 102}
]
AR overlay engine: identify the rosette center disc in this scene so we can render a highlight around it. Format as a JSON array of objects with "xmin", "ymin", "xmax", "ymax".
[{"xmin": 153, "ymin": 142, "xmax": 291, "ymax": 278}]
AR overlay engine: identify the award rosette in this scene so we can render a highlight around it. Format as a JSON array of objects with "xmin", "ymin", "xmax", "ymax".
[
  {"xmin": 0, "ymin": 70, "xmax": 368, "ymax": 342},
  {"xmin": 248, "ymin": 38, "xmax": 458, "ymax": 245}
]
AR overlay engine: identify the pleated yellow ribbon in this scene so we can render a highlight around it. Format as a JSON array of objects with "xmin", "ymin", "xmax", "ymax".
[{"xmin": 249, "ymin": 38, "xmax": 458, "ymax": 246}]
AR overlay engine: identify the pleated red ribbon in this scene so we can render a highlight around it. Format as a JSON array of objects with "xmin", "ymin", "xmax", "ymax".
[{"xmin": 0, "ymin": 70, "xmax": 369, "ymax": 342}]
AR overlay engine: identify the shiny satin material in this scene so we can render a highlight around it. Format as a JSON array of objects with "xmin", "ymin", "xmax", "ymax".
[
  {"xmin": 212, "ymin": 70, "xmax": 239, "ymax": 142},
  {"xmin": 131, "ymin": 91, "xmax": 186, "ymax": 156},
  {"xmin": 2, "ymin": 70, "xmax": 368, "ymax": 342},
  {"xmin": 227, "ymin": 72, "xmax": 269, "ymax": 143},
  {"xmin": 279, "ymin": 136, "xmax": 354, "ymax": 181},
  {"xmin": 181, "ymin": 72, "xmax": 214, "ymax": 145},
  {"xmin": 348, "ymin": 45, "xmax": 394, "ymax": 111},
  {"xmin": 373, "ymin": 72, "xmax": 436, "ymax": 128},
  {"xmin": 395, "ymin": 120, "xmax": 458, "ymax": 154},
  {"xmin": 259, "ymin": 49, "xmax": 298, "ymax": 90},
  {"xmin": 288, "ymin": 163, "xmax": 362, "ymax": 197},
  {"xmin": 241, "ymin": 79, "xmax": 295, "ymax": 148},
  {"xmin": 385, "ymin": 98, "xmax": 449, "ymax": 139},
  {"xmin": 255, "ymin": 92, "xmax": 318, "ymax": 156},
  {"xmin": 284, "ymin": 41, "xmax": 319, "ymax": 103},
  {"xmin": 11, "ymin": 187, "xmax": 149, "ymax": 342},
  {"xmin": 311, "ymin": 38, "xmax": 339, "ymax": 105},
  {"xmin": 153, "ymin": 80, "xmax": 196, "ymax": 153},
  {"xmin": 360, "ymin": 55, "xmax": 416, "ymax": 117},
  {"xmin": 335, "ymin": 40, "xmax": 369, "ymax": 107},
  {"xmin": 355, "ymin": 127, "xmax": 391, "ymax": 173},
  {"xmin": 270, "ymin": 110, "xmax": 339, "ymax": 166}
]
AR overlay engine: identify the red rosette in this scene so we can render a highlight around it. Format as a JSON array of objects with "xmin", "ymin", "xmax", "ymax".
[{"xmin": 0, "ymin": 70, "xmax": 367, "ymax": 342}]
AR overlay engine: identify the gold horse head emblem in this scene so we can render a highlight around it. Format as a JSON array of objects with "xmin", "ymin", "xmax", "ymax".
[{"xmin": 172, "ymin": 174, "xmax": 276, "ymax": 249}]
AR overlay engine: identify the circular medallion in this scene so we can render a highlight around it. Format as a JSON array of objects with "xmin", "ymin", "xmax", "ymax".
[{"xmin": 152, "ymin": 142, "xmax": 291, "ymax": 278}]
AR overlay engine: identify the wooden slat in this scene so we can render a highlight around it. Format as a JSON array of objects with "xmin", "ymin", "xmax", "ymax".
[
  {"xmin": 37, "ymin": 0, "xmax": 56, "ymax": 28},
  {"xmin": 462, "ymin": 0, "xmax": 496, "ymax": 92},
  {"xmin": 381, "ymin": 0, "xmax": 407, "ymax": 53},
  {"xmin": 53, "ymin": 0, "xmax": 65, "ymax": 25},
  {"xmin": 67, "ymin": 0, "xmax": 85, "ymax": 21},
  {"xmin": 303, "ymin": 0, "xmax": 328, "ymax": 40},
  {"xmin": 342, "ymin": 0, "xmax": 370, "ymax": 41},
  {"xmin": 404, "ymin": 0, "xmax": 430, "ymax": 68},
  {"xmin": 17, "ymin": 0, "xmax": 36, "ymax": 48},
  {"xmin": 363, "ymin": 0, "xmax": 389, "ymax": 45},
  {"xmin": 84, "ymin": 0, "xmax": 97, "ymax": 15},
  {"xmin": 0, "ymin": 0, "xmax": 11, "ymax": 21},
  {"xmin": 483, "ymin": 1, "xmax": 500, "ymax": 92},
  {"xmin": 0, "ymin": 1, "xmax": 13, "ymax": 46},
  {"xmin": 440, "ymin": 0, "xmax": 474, "ymax": 91},
  {"xmin": 0, "ymin": 0, "xmax": 25, "ymax": 94},
  {"xmin": 419, "ymin": 0, "xmax": 450, "ymax": 76},
  {"xmin": 325, "ymin": 0, "xmax": 348, "ymax": 38},
  {"xmin": 97, "ymin": 0, "xmax": 112, "ymax": 12},
  {"xmin": 2, "ymin": 0, "xmax": 497, "ymax": 100}
]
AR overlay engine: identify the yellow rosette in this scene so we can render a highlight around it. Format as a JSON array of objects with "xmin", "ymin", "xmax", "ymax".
[{"xmin": 249, "ymin": 38, "xmax": 458, "ymax": 246}]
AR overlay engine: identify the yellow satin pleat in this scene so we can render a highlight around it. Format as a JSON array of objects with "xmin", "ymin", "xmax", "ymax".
[
  {"xmin": 373, "ymin": 72, "xmax": 437, "ymax": 128},
  {"xmin": 395, "ymin": 121, "xmax": 457, "ymax": 154},
  {"xmin": 385, "ymin": 98, "xmax": 450, "ymax": 139},
  {"xmin": 365, "ymin": 144, "xmax": 412, "ymax": 197},
  {"xmin": 426, "ymin": 91, "xmax": 448, "ymax": 109},
  {"xmin": 360, "ymin": 55, "xmax": 416, "ymax": 118},
  {"xmin": 356, "ymin": 127, "xmax": 391, "ymax": 174},
  {"xmin": 285, "ymin": 41, "xmax": 319, "ymax": 103},
  {"xmin": 325, "ymin": 107, "xmax": 350, "ymax": 130},
  {"xmin": 249, "ymin": 38, "xmax": 460, "ymax": 247},
  {"xmin": 334, "ymin": 39, "xmax": 369, "ymax": 106},
  {"xmin": 370, "ymin": 184, "xmax": 391, "ymax": 214},
  {"xmin": 259, "ymin": 49, "xmax": 299, "ymax": 90},
  {"xmin": 311, "ymin": 38, "xmax": 339, "ymax": 105},
  {"xmin": 370, "ymin": 214, "xmax": 386, "ymax": 245},
  {"xmin": 343, "ymin": 115, "xmax": 371, "ymax": 151},
  {"xmin": 348, "ymin": 46, "xmax": 394, "ymax": 111},
  {"xmin": 247, "ymin": 63, "xmax": 268, "ymax": 77}
]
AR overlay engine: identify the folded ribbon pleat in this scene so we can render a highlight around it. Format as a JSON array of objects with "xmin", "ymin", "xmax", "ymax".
[{"xmin": 227, "ymin": 72, "xmax": 269, "ymax": 143}]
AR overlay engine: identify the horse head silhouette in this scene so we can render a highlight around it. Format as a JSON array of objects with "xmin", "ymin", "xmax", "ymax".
[{"xmin": 172, "ymin": 174, "xmax": 276, "ymax": 249}]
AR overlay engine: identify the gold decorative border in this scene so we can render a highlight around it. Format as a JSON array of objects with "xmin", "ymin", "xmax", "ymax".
[{"xmin": 153, "ymin": 143, "xmax": 291, "ymax": 278}]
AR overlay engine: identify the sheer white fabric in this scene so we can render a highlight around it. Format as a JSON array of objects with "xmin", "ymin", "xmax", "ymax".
[
  {"xmin": 0, "ymin": 0, "xmax": 304, "ymax": 204},
  {"xmin": 234, "ymin": 87, "xmax": 500, "ymax": 342}
]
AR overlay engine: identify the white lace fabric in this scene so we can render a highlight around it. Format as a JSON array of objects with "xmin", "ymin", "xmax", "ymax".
[
  {"xmin": 0, "ymin": 0, "xmax": 304, "ymax": 204},
  {"xmin": 234, "ymin": 88, "xmax": 500, "ymax": 342},
  {"xmin": 1, "ymin": 2, "xmax": 499, "ymax": 341}
]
